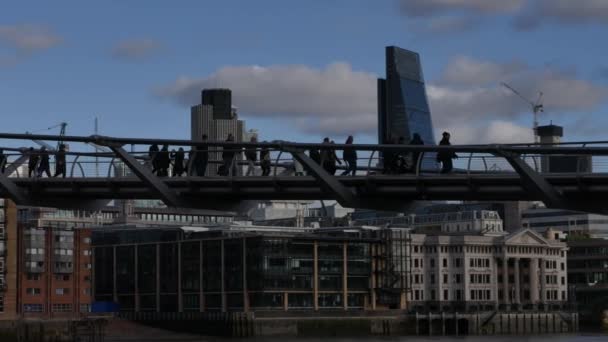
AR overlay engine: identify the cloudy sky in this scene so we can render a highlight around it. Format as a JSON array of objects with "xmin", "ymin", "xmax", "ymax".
[{"xmin": 1, "ymin": 0, "xmax": 607, "ymax": 145}]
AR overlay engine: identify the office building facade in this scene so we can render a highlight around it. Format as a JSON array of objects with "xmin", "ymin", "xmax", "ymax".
[
  {"xmin": 191, "ymin": 89, "xmax": 245, "ymax": 176},
  {"xmin": 522, "ymin": 208, "xmax": 608, "ymax": 239},
  {"xmin": 378, "ymin": 46, "xmax": 436, "ymax": 145}
]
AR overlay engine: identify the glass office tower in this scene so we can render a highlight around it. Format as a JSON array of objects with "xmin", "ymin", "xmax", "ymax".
[{"xmin": 378, "ymin": 46, "xmax": 436, "ymax": 146}]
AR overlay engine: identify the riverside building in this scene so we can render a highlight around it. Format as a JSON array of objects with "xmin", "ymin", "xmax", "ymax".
[{"xmin": 91, "ymin": 212, "xmax": 569, "ymax": 314}]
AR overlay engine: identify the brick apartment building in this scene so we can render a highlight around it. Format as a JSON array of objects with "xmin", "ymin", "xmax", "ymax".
[{"xmin": 0, "ymin": 199, "xmax": 93, "ymax": 319}]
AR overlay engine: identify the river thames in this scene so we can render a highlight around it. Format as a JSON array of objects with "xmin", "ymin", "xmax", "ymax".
[{"xmin": 105, "ymin": 334, "xmax": 607, "ymax": 342}]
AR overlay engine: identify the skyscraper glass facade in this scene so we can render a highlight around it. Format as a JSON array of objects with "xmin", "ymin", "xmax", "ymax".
[{"xmin": 378, "ymin": 46, "xmax": 436, "ymax": 145}]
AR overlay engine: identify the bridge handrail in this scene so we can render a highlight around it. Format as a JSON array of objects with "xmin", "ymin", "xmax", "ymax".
[{"xmin": 3, "ymin": 132, "xmax": 608, "ymax": 155}]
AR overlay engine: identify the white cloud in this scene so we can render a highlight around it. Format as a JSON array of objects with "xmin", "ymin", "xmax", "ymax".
[
  {"xmin": 399, "ymin": 0, "xmax": 525, "ymax": 16},
  {"xmin": 111, "ymin": 39, "xmax": 163, "ymax": 61},
  {"xmin": 516, "ymin": 0, "xmax": 608, "ymax": 29},
  {"xmin": 155, "ymin": 62, "xmax": 377, "ymax": 135},
  {"xmin": 399, "ymin": 0, "xmax": 608, "ymax": 30},
  {"xmin": 155, "ymin": 57, "xmax": 608, "ymax": 140},
  {"xmin": 428, "ymin": 56, "xmax": 608, "ymax": 131},
  {"xmin": 0, "ymin": 24, "xmax": 61, "ymax": 66}
]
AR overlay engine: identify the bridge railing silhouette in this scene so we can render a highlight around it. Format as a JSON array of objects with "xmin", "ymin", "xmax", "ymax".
[
  {"xmin": 1, "ymin": 132, "xmax": 607, "ymax": 179},
  {"xmin": 2, "ymin": 132, "xmax": 608, "ymax": 213}
]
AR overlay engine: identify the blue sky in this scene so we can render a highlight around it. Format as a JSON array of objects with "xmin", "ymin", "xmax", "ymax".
[{"xmin": 1, "ymin": 0, "xmax": 607, "ymax": 147}]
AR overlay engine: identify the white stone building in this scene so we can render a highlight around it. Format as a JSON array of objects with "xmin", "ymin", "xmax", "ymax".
[{"xmin": 406, "ymin": 227, "xmax": 569, "ymax": 312}]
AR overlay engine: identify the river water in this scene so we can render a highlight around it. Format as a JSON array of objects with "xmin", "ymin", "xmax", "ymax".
[{"xmin": 106, "ymin": 334, "xmax": 607, "ymax": 342}]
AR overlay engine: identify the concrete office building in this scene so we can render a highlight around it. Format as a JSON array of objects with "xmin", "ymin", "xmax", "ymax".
[
  {"xmin": 522, "ymin": 207, "xmax": 608, "ymax": 239},
  {"xmin": 407, "ymin": 228, "xmax": 569, "ymax": 312},
  {"xmin": 191, "ymin": 89, "xmax": 245, "ymax": 176}
]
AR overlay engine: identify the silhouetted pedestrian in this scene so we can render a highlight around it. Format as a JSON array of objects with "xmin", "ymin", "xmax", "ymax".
[
  {"xmin": 149, "ymin": 144, "xmax": 159, "ymax": 174},
  {"xmin": 171, "ymin": 148, "xmax": 185, "ymax": 177},
  {"xmin": 0, "ymin": 149, "xmax": 6, "ymax": 174},
  {"xmin": 260, "ymin": 145, "xmax": 271, "ymax": 176},
  {"xmin": 308, "ymin": 148, "xmax": 321, "ymax": 175},
  {"xmin": 28, "ymin": 147, "xmax": 39, "ymax": 177},
  {"xmin": 245, "ymin": 136, "xmax": 258, "ymax": 176},
  {"xmin": 191, "ymin": 134, "xmax": 209, "ymax": 176},
  {"xmin": 37, "ymin": 147, "xmax": 51, "ymax": 178},
  {"xmin": 324, "ymin": 140, "xmax": 341, "ymax": 175},
  {"xmin": 157, "ymin": 144, "xmax": 170, "ymax": 177},
  {"xmin": 341, "ymin": 136, "xmax": 357, "ymax": 176},
  {"xmin": 220, "ymin": 134, "xmax": 236, "ymax": 176},
  {"xmin": 437, "ymin": 131, "xmax": 457, "ymax": 174},
  {"xmin": 54, "ymin": 144, "xmax": 67, "ymax": 178}
]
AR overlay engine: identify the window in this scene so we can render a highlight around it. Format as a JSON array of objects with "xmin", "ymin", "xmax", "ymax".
[
  {"xmin": 84, "ymin": 275, "xmax": 91, "ymax": 282},
  {"xmin": 430, "ymin": 274, "xmax": 435, "ymax": 284},
  {"xmin": 80, "ymin": 304, "xmax": 91, "ymax": 313},
  {"xmin": 561, "ymin": 277, "xmax": 565, "ymax": 285},
  {"xmin": 455, "ymin": 258, "xmax": 461, "ymax": 268},
  {"xmin": 26, "ymin": 288, "xmax": 41, "ymax": 295},
  {"xmin": 561, "ymin": 262, "xmax": 565, "ymax": 271},
  {"xmin": 83, "ymin": 288, "xmax": 91, "ymax": 296},
  {"xmin": 443, "ymin": 289, "xmax": 448, "ymax": 301},
  {"xmin": 414, "ymin": 259, "xmax": 419, "ymax": 268},
  {"xmin": 26, "ymin": 274, "xmax": 41, "ymax": 281},
  {"xmin": 443, "ymin": 274, "xmax": 448, "ymax": 284},
  {"xmin": 430, "ymin": 259, "xmax": 435, "ymax": 268},
  {"xmin": 52, "ymin": 304, "xmax": 72, "ymax": 312},
  {"xmin": 443, "ymin": 258, "xmax": 447, "ymax": 268},
  {"xmin": 85, "ymin": 263, "xmax": 92, "ymax": 269},
  {"xmin": 55, "ymin": 288, "xmax": 69, "ymax": 295},
  {"xmin": 23, "ymin": 304, "xmax": 43, "ymax": 312},
  {"xmin": 83, "ymin": 237, "xmax": 91, "ymax": 244},
  {"xmin": 83, "ymin": 250, "xmax": 92, "ymax": 256},
  {"xmin": 0, "ymin": 296, "xmax": 3, "ymax": 313},
  {"xmin": 55, "ymin": 275, "xmax": 70, "ymax": 281}
]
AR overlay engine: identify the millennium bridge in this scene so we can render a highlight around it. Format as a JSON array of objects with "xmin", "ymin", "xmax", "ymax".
[{"xmin": 0, "ymin": 132, "xmax": 607, "ymax": 213}]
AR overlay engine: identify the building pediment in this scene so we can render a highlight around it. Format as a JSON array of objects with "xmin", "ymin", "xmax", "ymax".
[{"xmin": 504, "ymin": 229, "xmax": 549, "ymax": 246}]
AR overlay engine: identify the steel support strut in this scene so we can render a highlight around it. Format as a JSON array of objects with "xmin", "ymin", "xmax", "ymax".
[
  {"xmin": 287, "ymin": 148, "xmax": 358, "ymax": 208},
  {"xmin": 0, "ymin": 172, "xmax": 29, "ymax": 205},
  {"xmin": 104, "ymin": 143, "xmax": 184, "ymax": 207},
  {"xmin": 495, "ymin": 148, "xmax": 568, "ymax": 209}
]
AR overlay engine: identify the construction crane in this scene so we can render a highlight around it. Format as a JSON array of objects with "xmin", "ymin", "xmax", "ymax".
[
  {"xmin": 25, "ymin": 122, "xmax": 68, "ymax": 151},
  {"xmin": 501, "ymin": 82, "xmax": 544, "ymax": 143}
]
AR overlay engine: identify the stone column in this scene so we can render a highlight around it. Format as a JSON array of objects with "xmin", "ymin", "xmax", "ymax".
[
  {"xmin": 156, "ymin": 243, "xmax": 161, "ymax": 312},
  {"xmin": 540, "ymin": 257, "xmax": 547, "ymax": 306},
  {"xmin": 503, "ymin": 257, "xmax": 509, "ymax": 305},
  {"xmin": 493, "ymin": 257, "xmax": 499, "ymax": 309},
  {"xmin": 514, "ymin": 258, "xmax": 521, "ymax": 308},
  {"xmin": 342, "ymin": 241, "xmax": 348, "ymax": 310},
  {"xmin": 178, "ymin": 242, "xmax": 183, "ymax": 313},
  {"xmin": 530, "ymin": 258, "xmax": 539, "ymax": 305},
  {"xmin": 313, "ymin": 241, "xmax": 319, "ymax": 311},
  {"xmin": 221, "ymin": 239, "xmax": 226, "ymax": 312}
]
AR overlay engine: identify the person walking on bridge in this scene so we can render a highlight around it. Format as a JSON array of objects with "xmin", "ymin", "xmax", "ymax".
[
  {"xmin": 260, "ymin": 144, "xmax": 271, "ymax": 176},
  {"xmin": 37, "ymin": 147, "xmax": 51, "ymax": 178},
  {"xmin": 157, "ymin": 144, "xmax": 170, "ymax": 177},
  {"xmin": 437, "ymin": 131, "xmax": 457, "ymax": 174},
  {"xmin": 148, "ymin": 144, "xmax": 159, "ymax": 174},
  {"xmin": 191, "ymin": 134, "xmax": 209, "ymax": 177},
  {"xmin": 0, "ymin": 149, "xmax": 6, "ymax": 174},
  {"xmin": 341, "ymin": 135, "xmax": 357, "ymax": 176},
  {"xmin": 171, "ymin": 148, "xmax": 185, "ymax": 177},
  {"xmin": 54, "ymin": 144, "xmax": 67, "ymax": 178},
  {"xmin": 27, "ymin": 147, "xmax": 39, "ymax": 178},
  {"xmin": 245, "ymin": 135, "xmax": 258, "ymax": 176}
]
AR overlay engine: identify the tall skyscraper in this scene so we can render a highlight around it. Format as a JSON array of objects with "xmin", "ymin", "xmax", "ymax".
[
  {"xmin": 377, "ymin": 46, "xmax": 436, "ymax": 145},
  {"xmin": 191, "ymin": 89, "xmax": 245, "ymax": 176}
]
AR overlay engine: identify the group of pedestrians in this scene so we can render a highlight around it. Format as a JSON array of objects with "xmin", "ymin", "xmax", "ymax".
[
  {"xmin": 143, "ymin": 130, "xmax": 457, "ymax": 178},
  {"xmin": 147, "ymin": 133, "xmax": 272, "ymax": 177},
  {"xmin": 148, "ymin": 144, "xmax": 187, "ymax": 177},
  {"xmin": 21, "ymin": 144, "xmax": 68, "ymax": 178}
]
